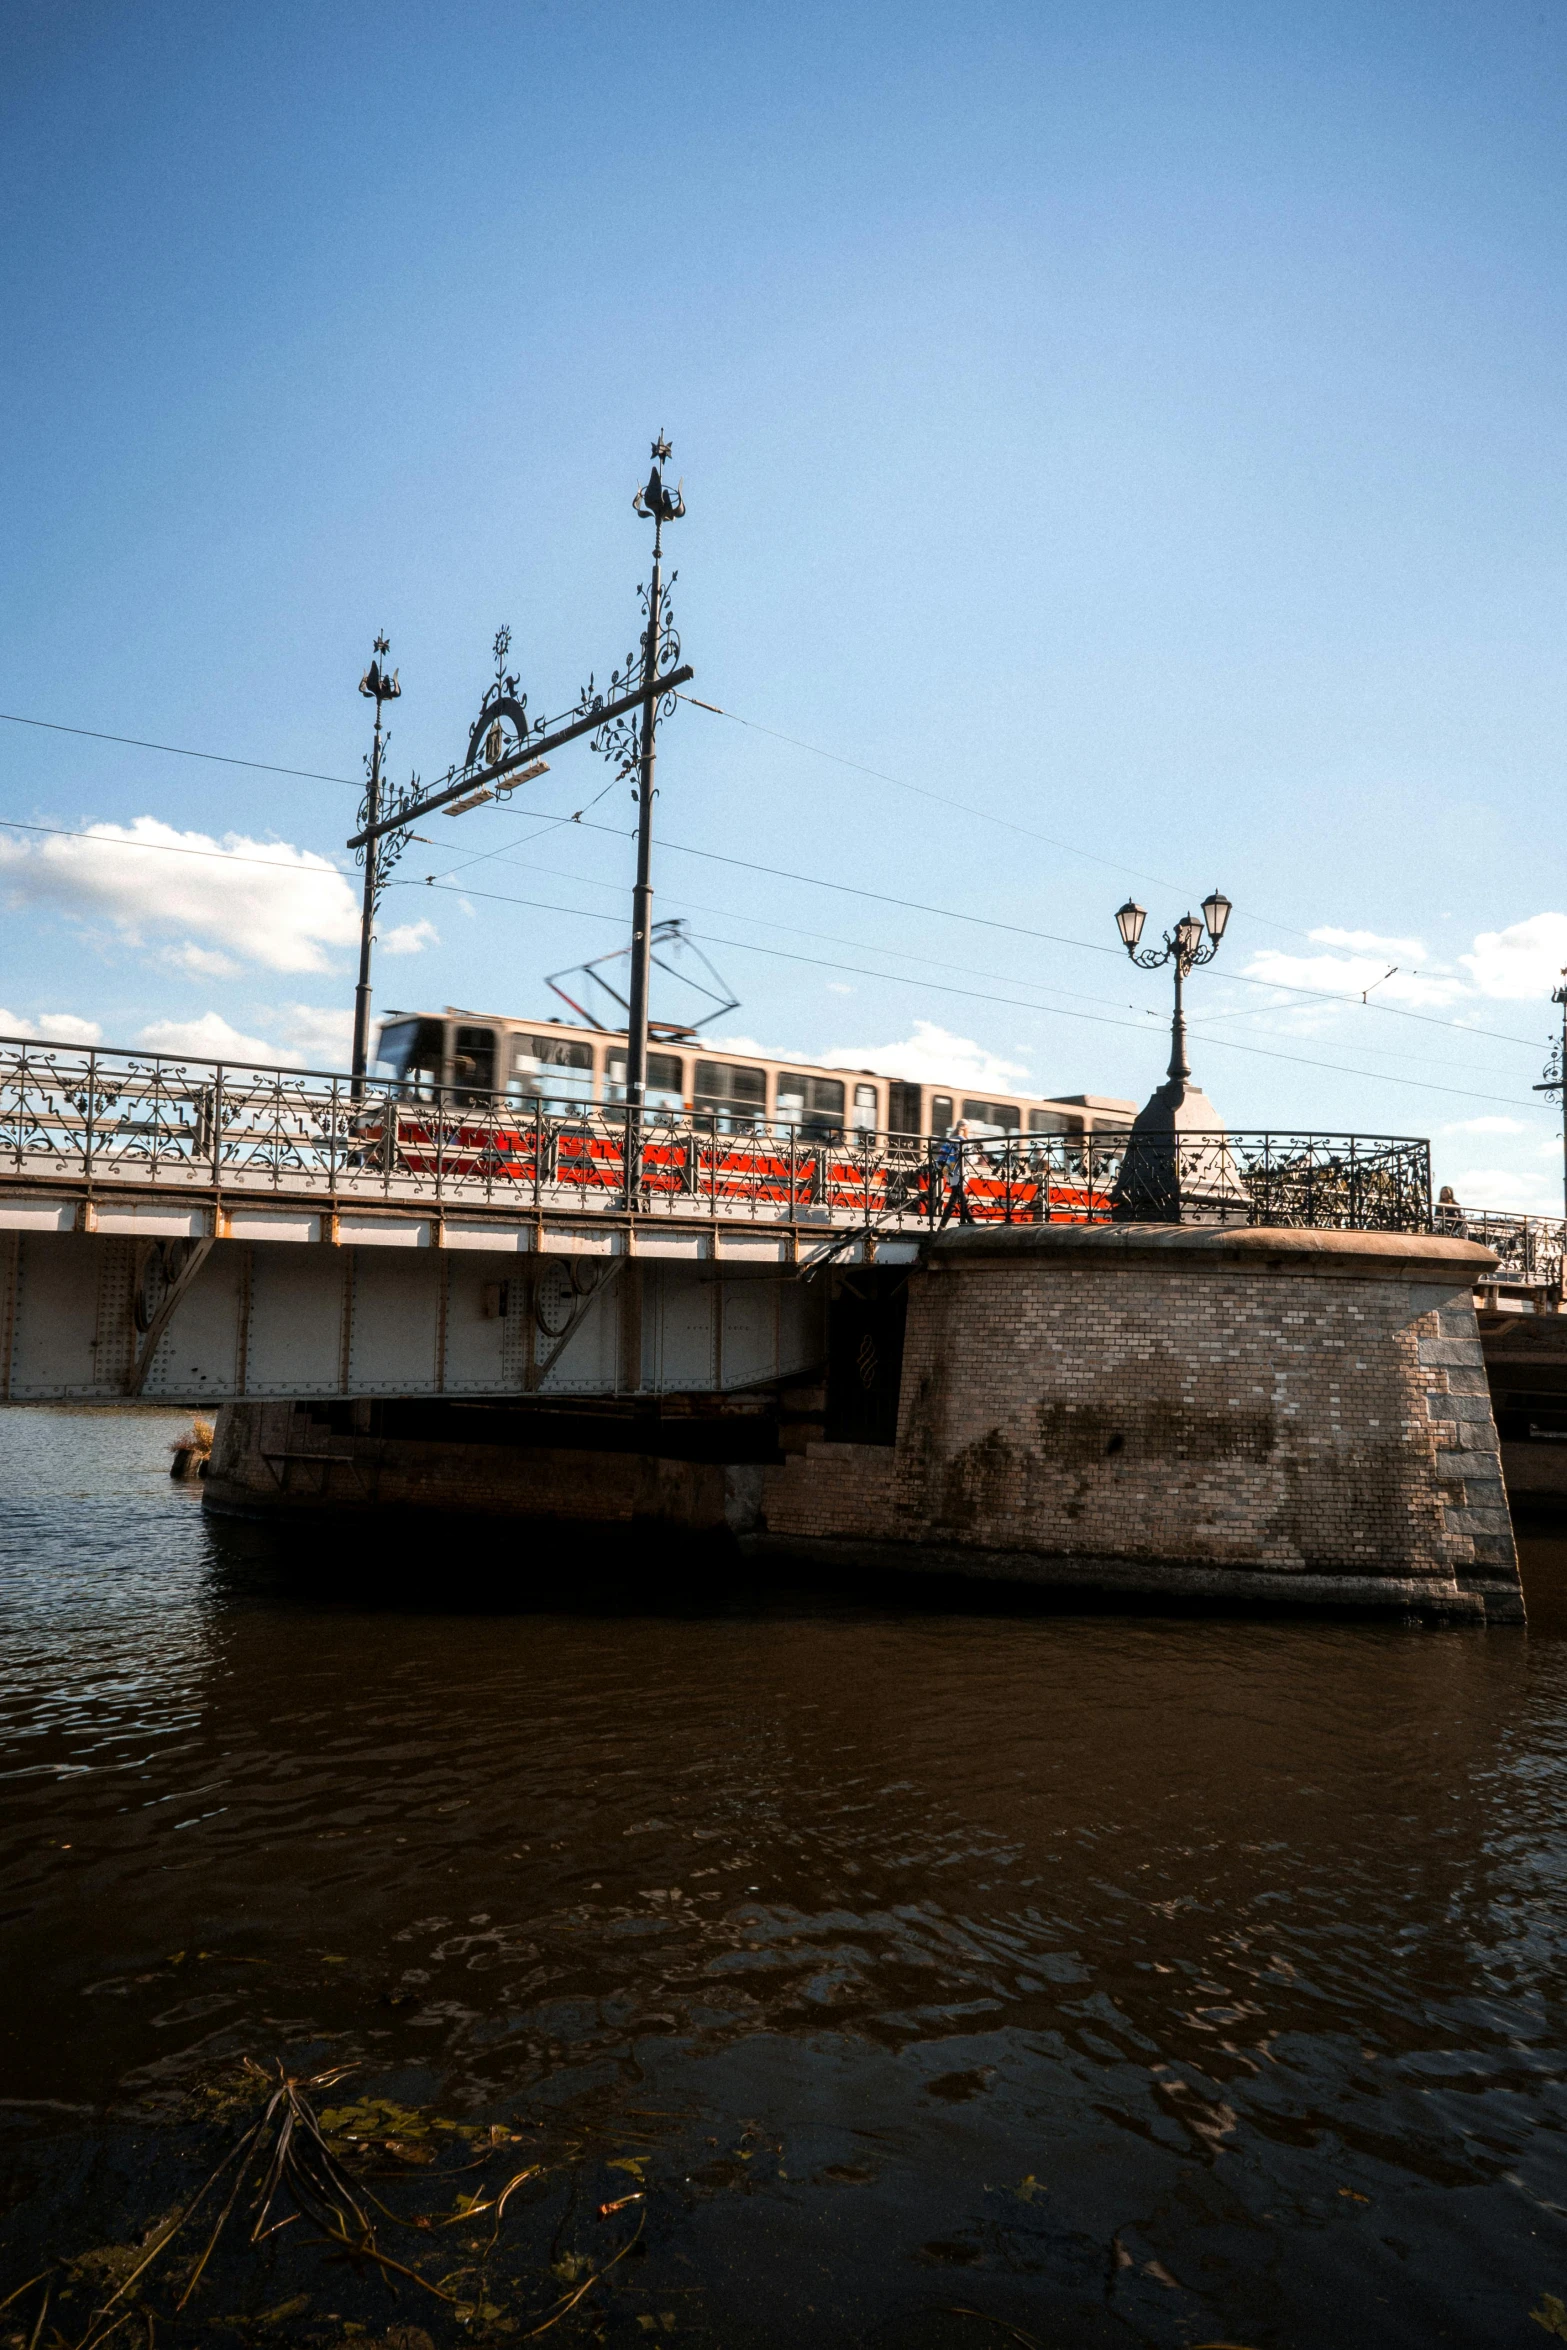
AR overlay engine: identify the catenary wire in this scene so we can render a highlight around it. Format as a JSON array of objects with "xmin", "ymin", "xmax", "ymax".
[
  {"xmin": 417, "ymin": 814, "xmax": 1549, "ymax": 1055},
  {"xmin": 1, "ymin": 697, "xmax": 1525, "ymax": 1036},
  {"xmin": 404, "ymin": 852, "xmax": 1518, "ymax": 1084},
  {"xmin": 674, "ymin": 691, "xmax": 1316, "ymax": 943},
  {"xmin": 402, "ymin": 874, "xmax": 1545, "ymax": 1112},
  {"xmin": 0, "ymin": 711, "xmax": 361, "ymax": 787},
  {"xmin": 4, "ymin": 709, "xmax": 1552, "ymax": 1066},
  {"xmin": 0, "ymin": 815, "xmax": 353, "ymax": 878},
  {"xmin": 0, "ymin": 692, "xmax": 1398, "ymax": 957},
  {"xmin": 0, "ymin": 812, "xmax": 1544, "ymax": 1087}
]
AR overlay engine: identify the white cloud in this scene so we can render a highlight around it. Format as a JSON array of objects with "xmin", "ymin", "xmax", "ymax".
[
  {"xmin": 138, "ymin": 1012, "xmax": 281, "ymax": 1064},
  {"xmin": 133, "ymin": 1002, "xmax": 357, "ymax": 1072},
  {"xmin": 1242, "ymin": 948, "xmax": 1465, "ymax": 1010},
  {"xmin": 823, "ymin": 1021, "xmax": 1031, "ymax": 1090},
  {"xmin": 826, "ymin": 982, "xmax": 853, "ymax": 996},
  {"xmin": 380, "ymin": 918, "xmax": 439, "ymax": 957},
  {"xmin": 705, "ymin": 1032, "xmax": 780, "ymax": 1060},
  {"xmin": 1309, "ymin": 926, "xmax": 1429, "ymax": 959},
  {"xmin": 0, "ymin": 817, "xmax": 361, "ymax": 974},
  {"xmin": 161, "ymin": 941, "xmax": 242, "ymax": 980},
  {"xmin": 707, "ymin": 1022, "xmax": 1032, "ymax": 1091},
  {"xmin": 1443, "ymin": 1116, "xmax": 1529, "ymax": 1137},
  {"xmin": 1460, "ymin": 912, "xmax": 1567, "ymax": 1001},
  {"xmin": 273, "ymin": 1003, "xmax": 354, "ymax": 1067},
  {"xmin": 1442, "ymin": 1164, "xmax": 1563, "ymax": 1213},
  {"xmin": 1241, "ymin": 908, "xmax": 1567, "ymax": 1020},
  {"xmin": 0, "ymin": 1009, "xmax": 102, "ymax": 1045}
]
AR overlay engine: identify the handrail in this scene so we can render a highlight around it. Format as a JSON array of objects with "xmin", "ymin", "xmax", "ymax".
[{"xmin": 0, "ymin": 1035, "xmax": 1445, "ymax": 1238}]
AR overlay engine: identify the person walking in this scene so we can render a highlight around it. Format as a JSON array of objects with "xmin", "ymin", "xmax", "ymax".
[{"xmin": 936, "ymin": 1119, "xmax": 974, "ymax": 1226}]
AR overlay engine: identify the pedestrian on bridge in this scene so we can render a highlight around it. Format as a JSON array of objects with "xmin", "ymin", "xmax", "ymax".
[{"xmin": 936, "ymin": 1120, "xmax": 975, "ymax": 1227}]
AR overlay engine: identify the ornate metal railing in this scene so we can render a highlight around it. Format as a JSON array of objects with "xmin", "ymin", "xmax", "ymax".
[
  {"xmin": 1434, "ymin": 1204, "xmax": 1565, "ymax": 1290},
  {"xmin": 0, "ymin": 1035, "xmax": 1440, "ymax": 1237}
]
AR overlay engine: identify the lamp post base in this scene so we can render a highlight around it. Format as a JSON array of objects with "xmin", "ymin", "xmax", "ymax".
[{"xmin": 1111, "ymin": 1076, "xmax": 1250, "ymax": 1223}]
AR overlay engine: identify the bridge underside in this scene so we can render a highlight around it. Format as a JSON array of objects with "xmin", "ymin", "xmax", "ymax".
[{"xmin": 0, "ymin": 1209, "xmax": 852, "ymax": 1404}]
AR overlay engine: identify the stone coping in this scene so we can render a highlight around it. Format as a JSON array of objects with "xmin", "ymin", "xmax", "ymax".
[{"xmin": 925, "ymin": 1221, "xmax": 1499, "ymax": 1282}]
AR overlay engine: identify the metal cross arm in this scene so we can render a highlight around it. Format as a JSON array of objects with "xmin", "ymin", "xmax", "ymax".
[{"xmin": 346, "ymin": 663, "xmax": 695, "ymax": 850}]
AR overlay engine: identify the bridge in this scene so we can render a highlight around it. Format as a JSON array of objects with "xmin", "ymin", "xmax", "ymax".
[{"xmin": 0, "ymin": 1034, "xmax": 1452, "ymax": 1407}]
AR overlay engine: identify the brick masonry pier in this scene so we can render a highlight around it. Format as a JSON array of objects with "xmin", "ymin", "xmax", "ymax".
[
  {"xmin": 757, "ymin": 1224, "xmax": 1522, "ymax": 1622},
  {"xmin": 204, "ymin": 1221, "xmax": 1523, "ymax": 1624}
]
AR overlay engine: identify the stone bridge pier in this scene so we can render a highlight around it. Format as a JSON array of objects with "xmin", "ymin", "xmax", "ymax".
[
  {"xmin": 757, "ymin": 1223, "xmax": 1522, "ymax": 1621},
  {"xmin": 207, "ymin": 1220, "xmax": 1523, "ymax": 1623}
]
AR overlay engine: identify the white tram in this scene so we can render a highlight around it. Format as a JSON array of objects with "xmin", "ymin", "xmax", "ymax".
[{"xmin": 372, "ymin": 1006, "xmax": 1134, "ymax": 1143}]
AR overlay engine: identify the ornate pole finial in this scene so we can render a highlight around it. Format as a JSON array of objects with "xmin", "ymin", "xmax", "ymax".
[
  {"xmin": 359, "ymin": 634, "xmax": 401, "ymax": 707},
  {"xmin": 633, "ymin": 432, "xmax": 686, "ymax": 536}
]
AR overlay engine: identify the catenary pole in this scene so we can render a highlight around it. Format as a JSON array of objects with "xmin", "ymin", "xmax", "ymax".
[
  {"xmin": 351, "ymin": 637, "xmax": 400, "ymax": 1096},
  {"xmin": 1530, "ymin": 969, "xmax": 1567, "ymax": 1307},
  {"xmin": 623, "ymin": 436, "xmax": 686, "ymax": 1123}
]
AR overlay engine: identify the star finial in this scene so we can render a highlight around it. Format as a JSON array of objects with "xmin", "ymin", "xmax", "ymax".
[
  {"xmin": 651, "ymin": 432, "xmax": 673, "ymax": 465},
  {"xmin": 374, "ymin": 632, "xmax": 390, "ymax": 657}
]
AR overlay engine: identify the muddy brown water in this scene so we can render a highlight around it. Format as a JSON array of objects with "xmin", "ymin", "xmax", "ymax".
[{"xmin": 3, "ymin": 1408, "xmax": 1567, "ymax": 2349}]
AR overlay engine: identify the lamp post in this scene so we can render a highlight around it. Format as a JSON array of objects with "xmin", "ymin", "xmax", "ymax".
[
  {"xmin": 1114, "ymin": 888, "xmax": 1233, "ymax": 1090},
  {"xmin": 351, "ymin": 636, "xmax": 401, "ymax": 1096}
]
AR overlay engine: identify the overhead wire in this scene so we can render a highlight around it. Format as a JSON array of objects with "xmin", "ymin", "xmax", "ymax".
[
  {"xmin": 673, "ymin": 691, "xmax": 1315, "ymax": 944},
  {"xmin": 0, "ymin": 814, "xmax": 353, "ymax": 879},
  {"xmin": 4, "ymin": 697, "xmax": 1553, "ymax": 1081},
  {"xmin": 0, "ymin": 812, "xmax": 1536, "ymax": 1091},
  {"xmin": 0, "ymin": 710, "xmax": 361, "ymax": 788},
  {"xmin": 400, "ymin": 873, "xmax": 1546, "ymax": 1113},
  {"xmin": 0, "ymin": 690, "xmax": 1394, "ymax": 957},
  {"xmin": 398, "ymin": 851, "xmax": 1514, "ymax": 1084},
  {"xmin": 414, "ymin": 813, "xmax": 1548, "ymax": 1055}
]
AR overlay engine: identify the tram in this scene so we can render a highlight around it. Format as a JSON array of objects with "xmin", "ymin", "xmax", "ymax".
[{"xmin": 370, "ymin": 1006, "xmax": 1135, "ymax": 1143}]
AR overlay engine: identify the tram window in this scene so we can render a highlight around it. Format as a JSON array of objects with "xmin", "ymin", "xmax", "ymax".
[
  {"xmin": 453, "ymin": 1026, "xmax": 497, "ymax": 1095},
  {"xmin": 374, "ymin": 1017, "xmax": 444, "ymax": 1101},
  {"xmin": 888, "ymin": 1082, "xmax": 923, "ymax": 1137},
  {"xmin": 1028, "ymin": 1109, "xmax": 1074, "ymax": 1134},
  {"xmin": 694, "ymin": 1059, "xmax": 767, "ymax": 1132},
  {"xmin": 775, "ymin": 1072, "xmax": 845, "ymax": 1141},
  {"xmin": 930, "ymin": 1095, "xmax": 954, "ymax": 1133},
  {"xmin": 508, "ymin": 1032, "xmax": 595, "ymax": 1109},
  {"xmin": 852, "ymin": 1083, "xmax": 879, "ymax": 1134},
  {"xmin": 605, "ymin": 1049, "xmax": 685, "ymax": 1110},
  {"xmin": 961, "ymin": 1098, "xmax": 1020, "ymax": 1136}
]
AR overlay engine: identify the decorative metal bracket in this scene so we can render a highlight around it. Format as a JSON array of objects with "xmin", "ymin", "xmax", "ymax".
[{"xmin": 463, "ymin": 625, "xmax": 533, "ymax": 773}]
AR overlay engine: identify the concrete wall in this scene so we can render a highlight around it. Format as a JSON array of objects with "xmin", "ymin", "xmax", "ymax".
[{"xmin": 756, "ymin": 1224, "xmax": 1523, "ymax": 1622}]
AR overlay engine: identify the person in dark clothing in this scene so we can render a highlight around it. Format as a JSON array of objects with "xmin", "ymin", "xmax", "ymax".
[{"xmin": 936, "ymin": 1120, "xmax": 974, "ymax": 1226}]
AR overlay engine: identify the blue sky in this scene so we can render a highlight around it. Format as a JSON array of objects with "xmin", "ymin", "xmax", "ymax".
[{"xmin": 3, "ymin": 1, "xmax": 1566, "ymax": 1204}]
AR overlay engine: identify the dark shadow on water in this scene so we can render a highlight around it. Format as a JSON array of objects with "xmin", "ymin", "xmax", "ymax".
[{"xmin": 200, "ymin": 1500, "xmax": 1512, "ymax": 1633}]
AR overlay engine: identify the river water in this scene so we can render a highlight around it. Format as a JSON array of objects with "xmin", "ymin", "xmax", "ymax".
[{"xmin": 3, "ymin": 1407, "xmax": 1567, "ymax": 2349}]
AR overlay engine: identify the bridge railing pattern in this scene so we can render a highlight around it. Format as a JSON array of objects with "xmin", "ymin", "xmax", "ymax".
[
  {"xmin": 1435, "ymin": 1204, "xmax": 1565, "ymax": 1289},
  {"xmin": 0, "ymin": 1036, "xmax": 1434, "ymax": 1233}
]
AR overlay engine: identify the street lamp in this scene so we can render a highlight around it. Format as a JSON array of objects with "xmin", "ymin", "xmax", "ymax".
[{"xmin": 1115, "ymin": 888, "xmax": 1232, "ymax": 1090}]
